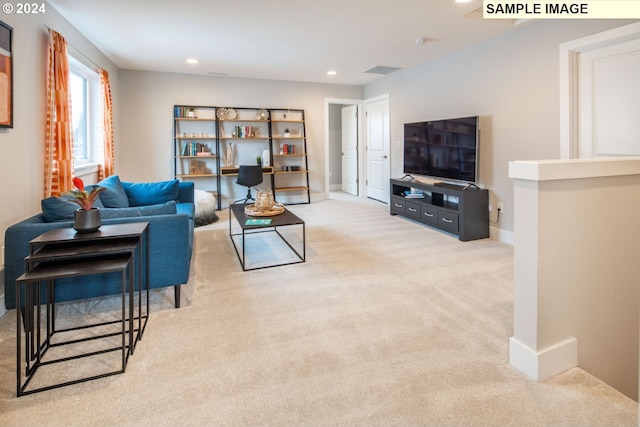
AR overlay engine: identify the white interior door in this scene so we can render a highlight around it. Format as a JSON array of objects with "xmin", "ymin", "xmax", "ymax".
[
  {"xmin": 578, "ymin": 38, "xmax": 640, "ymax": 158},
  {"xmin": 561, "ymin": 23, "xmax": 640, "ymax": 159},
  {"xmin": 341, "ymin": 105, "xmax": 358, "ymax": 195},
  {"xmin": 365, "ymin": 96, "xmax": 390, "ymax": 203}
]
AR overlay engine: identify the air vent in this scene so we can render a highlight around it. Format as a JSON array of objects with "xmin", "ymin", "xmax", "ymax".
[
  {"xmin": 464, "ymin": 6, "xmax": 525, "ymax": 25},
  {"xmin": 463, "ymin": 7, "xmax": 483, "ymax": 20},
  {"xmin": 365, "ymin": 66, "xmax": 402, "ymax": 75}
]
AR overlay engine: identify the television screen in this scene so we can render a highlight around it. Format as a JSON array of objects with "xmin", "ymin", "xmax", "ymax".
[{"xmin": 403, "ymin": 116, "xmax": 479, "ymax": 184}]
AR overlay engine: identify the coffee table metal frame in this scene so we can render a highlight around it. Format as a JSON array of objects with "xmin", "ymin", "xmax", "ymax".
[
  {"xmin": 15, "ymin": 222, "xmax": 149, "ymax": 396},
  {"xmin": 228, "ymin": 204, "xmax": 305, "ymax": 271}
]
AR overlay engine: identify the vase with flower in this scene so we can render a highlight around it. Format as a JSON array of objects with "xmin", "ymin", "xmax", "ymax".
[{"xmin": 63, "ymin": 177, "xmax": 106, "ymax": 233}]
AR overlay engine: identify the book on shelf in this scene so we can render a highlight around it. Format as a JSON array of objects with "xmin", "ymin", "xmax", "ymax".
[
  {"xmin": 182, "ymin": 142, "xmax": 211, "ymax": 156},
  {"xmin": 403, "ymin": 188, "xmax": 425, "ymax": 198}
]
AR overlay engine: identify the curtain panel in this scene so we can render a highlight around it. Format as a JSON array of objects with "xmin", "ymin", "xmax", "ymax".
[
  {"xmin": 99, "ymin": 69, "xmax": 114, "ymax": 180},
  {"xmin": 44, "ymin": 29, "xmax": 73, "ymax": 197}
]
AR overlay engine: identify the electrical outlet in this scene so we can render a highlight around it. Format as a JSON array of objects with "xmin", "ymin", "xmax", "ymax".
[{"xmin": 497, "ymin": 202, "xmax": 504, "ymax": 213}]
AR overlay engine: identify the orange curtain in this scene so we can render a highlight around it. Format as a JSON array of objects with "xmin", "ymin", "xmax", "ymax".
[
  {"xmin": 99, "ymin": 69, "xmax": 114, "ymax": 180},
  {"xmin": 44, "ymin": 29, "xmax": 73, "ymax": 197}
]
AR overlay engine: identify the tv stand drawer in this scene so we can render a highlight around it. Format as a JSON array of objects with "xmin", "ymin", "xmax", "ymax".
[
  {"xmin": 420, "ymin": 205, "xmax": 438, "ymax": 225},
  {"xmin": 438, "ymin": 211, "xmax": 459, "ymax": 233},
  {"xmin": 390, "ymin": 196, "xmax": 405, "ymax": 215},
  {"xmin": 405, "ymin": 201, "xmax": 420, "ymax": 219}
]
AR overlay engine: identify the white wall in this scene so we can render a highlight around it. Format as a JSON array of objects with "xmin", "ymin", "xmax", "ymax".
[
  {"xmin": 363, "ymin": 19, "xmax": 639, "ymax": 237},
  {"xmin": 117, "ymin": 70, "xmax": 362, "ymax": 204}
]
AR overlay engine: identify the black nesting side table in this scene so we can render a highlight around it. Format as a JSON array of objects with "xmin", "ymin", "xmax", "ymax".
[{"xmin": 15, "ymin": 222, "xmax": 149, "ymax": 396}]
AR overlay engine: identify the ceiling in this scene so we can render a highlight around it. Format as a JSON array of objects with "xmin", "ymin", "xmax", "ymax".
[{"xmin": 47, "ymin": 0, "xmax": 526, "ymax": 86}]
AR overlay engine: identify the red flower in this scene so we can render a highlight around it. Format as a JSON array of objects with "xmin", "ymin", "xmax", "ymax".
[
  {"xmin": 72, "ymin": 176, "xmax": 85, "ymax": 192},
  {"xmin": 63, "ymin": 177, "xmax": 105, "ymax": 211}
]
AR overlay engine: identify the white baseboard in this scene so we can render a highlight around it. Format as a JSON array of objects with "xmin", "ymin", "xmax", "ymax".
[
  {"xmin": 509, "ymin": 336, "xmax": 577, "ymax": 381},
  {"xmin": 491, "ymin": 225, "xmax": 514, "ymax": 245}
]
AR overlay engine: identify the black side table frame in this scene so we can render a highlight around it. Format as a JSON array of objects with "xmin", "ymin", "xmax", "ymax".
[
  {"xmin": 15, "ymin": 222, "xmax": 149, "ymax": 397},
  {"xmin": 229, "ymin": 204, "xmax": 305, "ymax": 271},
  {"xmin": 16, "ymin": 255, "xmax": 133, "ymax": 396}
]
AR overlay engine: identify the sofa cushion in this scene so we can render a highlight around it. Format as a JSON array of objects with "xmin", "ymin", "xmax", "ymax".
[
  {"xmin": 122, "ymin": 179, "xmax": 180, "ymax": 207},
  {"xmin": 41, "ymin": 195, "xmax": 104, "ymax": 222},
  {"xmin": 98, "ymin": 175, "xmax": 129, "ymax": 208},
  {"xmin": 99, "ymin": 201, "xmax": 177, "ymax": 219}
]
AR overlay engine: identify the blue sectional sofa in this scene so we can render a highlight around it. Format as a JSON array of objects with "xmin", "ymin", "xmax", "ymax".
[{"xmin": 4, "ymin": 176, "xmax": 195, "ymax": 310}]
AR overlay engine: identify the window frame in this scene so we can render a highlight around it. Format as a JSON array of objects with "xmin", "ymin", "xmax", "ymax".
[{"xmin": 68, "ymin": 54, "xmax": 101, "ymax": 176}]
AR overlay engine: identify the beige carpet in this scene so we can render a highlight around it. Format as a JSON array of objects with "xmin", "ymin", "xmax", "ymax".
[{"xmin": 0, "ymin": 193, "xmax": 637, "ymax": 426}]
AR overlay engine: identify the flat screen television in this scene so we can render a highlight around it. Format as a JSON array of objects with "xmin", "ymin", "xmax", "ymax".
[{"xmin": 403, "ymin": 116, "xmax": 479, "ymax": 184}]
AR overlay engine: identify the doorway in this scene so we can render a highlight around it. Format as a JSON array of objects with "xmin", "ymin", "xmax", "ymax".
[
  {"xmin": 324, "ymin": 95, "xmax": 390, "ymax": 202},
  {"xmin": 325, "ymin": 98, "xmax": 362, "ymax": 198}
]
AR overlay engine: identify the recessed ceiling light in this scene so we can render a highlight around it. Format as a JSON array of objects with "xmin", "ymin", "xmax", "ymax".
[
  {"xmin": 415, "ymin": 37, "xmax": 427, "ymax": 45},
  {"xmin": 186, "ymin": 58, "xmax": 199, "ymax": 64},
  {"xmin": 327, "ymin": 70, "xmax": 337, "ymax": 76},
  {"xmin": 455, "ymin": 0, "xmax": 473, "ymax": 3}
]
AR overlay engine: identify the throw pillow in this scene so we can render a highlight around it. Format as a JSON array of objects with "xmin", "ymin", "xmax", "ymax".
[
  {"xmin": 99, "ymin": 201, "xmax": 177, "ymax": 219},
  {"xmin": 121, "ymin": 179, "xmax": 179, "ymax": 207},
  {"xmin": 41, "ymin": 193, "xmax": 107, "ymax": 222},
  {"xmin": 97, "ymin": 175, "xmax": 129, "ymax": 208},
  {"xmin": 41, "ymin": 196, "xmax": 81, "ymax": 222}
]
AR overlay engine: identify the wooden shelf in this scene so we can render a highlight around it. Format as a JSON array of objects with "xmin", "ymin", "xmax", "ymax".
[
  {"xmin": 275, "ymin": 170, "xmax": 308, "ymax": 174},
  {"xmin": 273, "ymin": 154, "xmax": 306, "ymax": 157},
  {"xmin": 220, "ymin": 166, "xmax": 274, "ymax": 176},
  {"xmin": 219, "ymin": 137, "xmax": 269, "ymax": 140},
  {"xmin": 176, "ymin": 173, "xmax": 217, "ymax": 178},
  {"xmin": 271, "ymin": 120, "xmax": 305, "ymax": 123},
  {"xmin": 274, "ymin": 186, "xmax": 309, "ymax": 192},
  {"xmin": 175, "ymin": 118, "xmax": 216, "ymax": 122},
  {"xmin": 218, "ymin": 119, "xmax": 269, "ymax": 123},
  {"xmin": 273, "ymin": 136, "xmax": 305, "ymax": 139},
  {"xmin": 176, "ymin": 155, "xmax": 217, "ymax": 159},
  {"xmin": 176, "ymin": 136, "xmax": 216, "ymax": 139}
]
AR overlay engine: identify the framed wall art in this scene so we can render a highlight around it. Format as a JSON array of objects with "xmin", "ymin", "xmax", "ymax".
[{"xmin": 0, "ymin": 20, "xmax": 12, "ymax": 128}]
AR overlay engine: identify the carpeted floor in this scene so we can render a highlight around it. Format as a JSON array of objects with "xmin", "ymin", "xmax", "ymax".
[{"xmin": 0, "ymin": 193, "xmax": 637, "ymax": 426}]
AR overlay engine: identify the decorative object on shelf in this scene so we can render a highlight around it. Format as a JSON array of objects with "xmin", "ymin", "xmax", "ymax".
[
  {"xmin": 186, "ymin": 108, "xmax": 195, "ymax": 118},
  {"xmin": 256, "ymin": 156, "xmax": 262, "ymax": 166},
  {"xmin": 257, "ymin": 109, "xmax": 269, "ymax": 121},
  {"xmin": 262, "ymin": 149, "xmax": 270, "ymax": 167},
  {"xmin": 284, "ymin": 128, "xmax": 290, "ymax": 137},
  {"xmin": 225, "ymin": 108, "xmax": 238, "ymax": 120},
  {"xmin": 216, "ymin": 107, "xmax": 238, "ymax": 120},
  {"xmin": 226, "ymin": 141, "xmax": 234, "ymax": 167}
]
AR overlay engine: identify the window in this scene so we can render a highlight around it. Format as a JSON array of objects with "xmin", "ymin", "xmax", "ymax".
[{"xmin": 68, "ymin": 55, "xmax": 101, "ymax": 173}]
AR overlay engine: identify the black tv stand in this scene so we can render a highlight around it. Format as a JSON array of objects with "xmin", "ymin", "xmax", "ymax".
[{"xmin": 390, "ymin": 178, "xmax": 489, "ymax": 241}]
